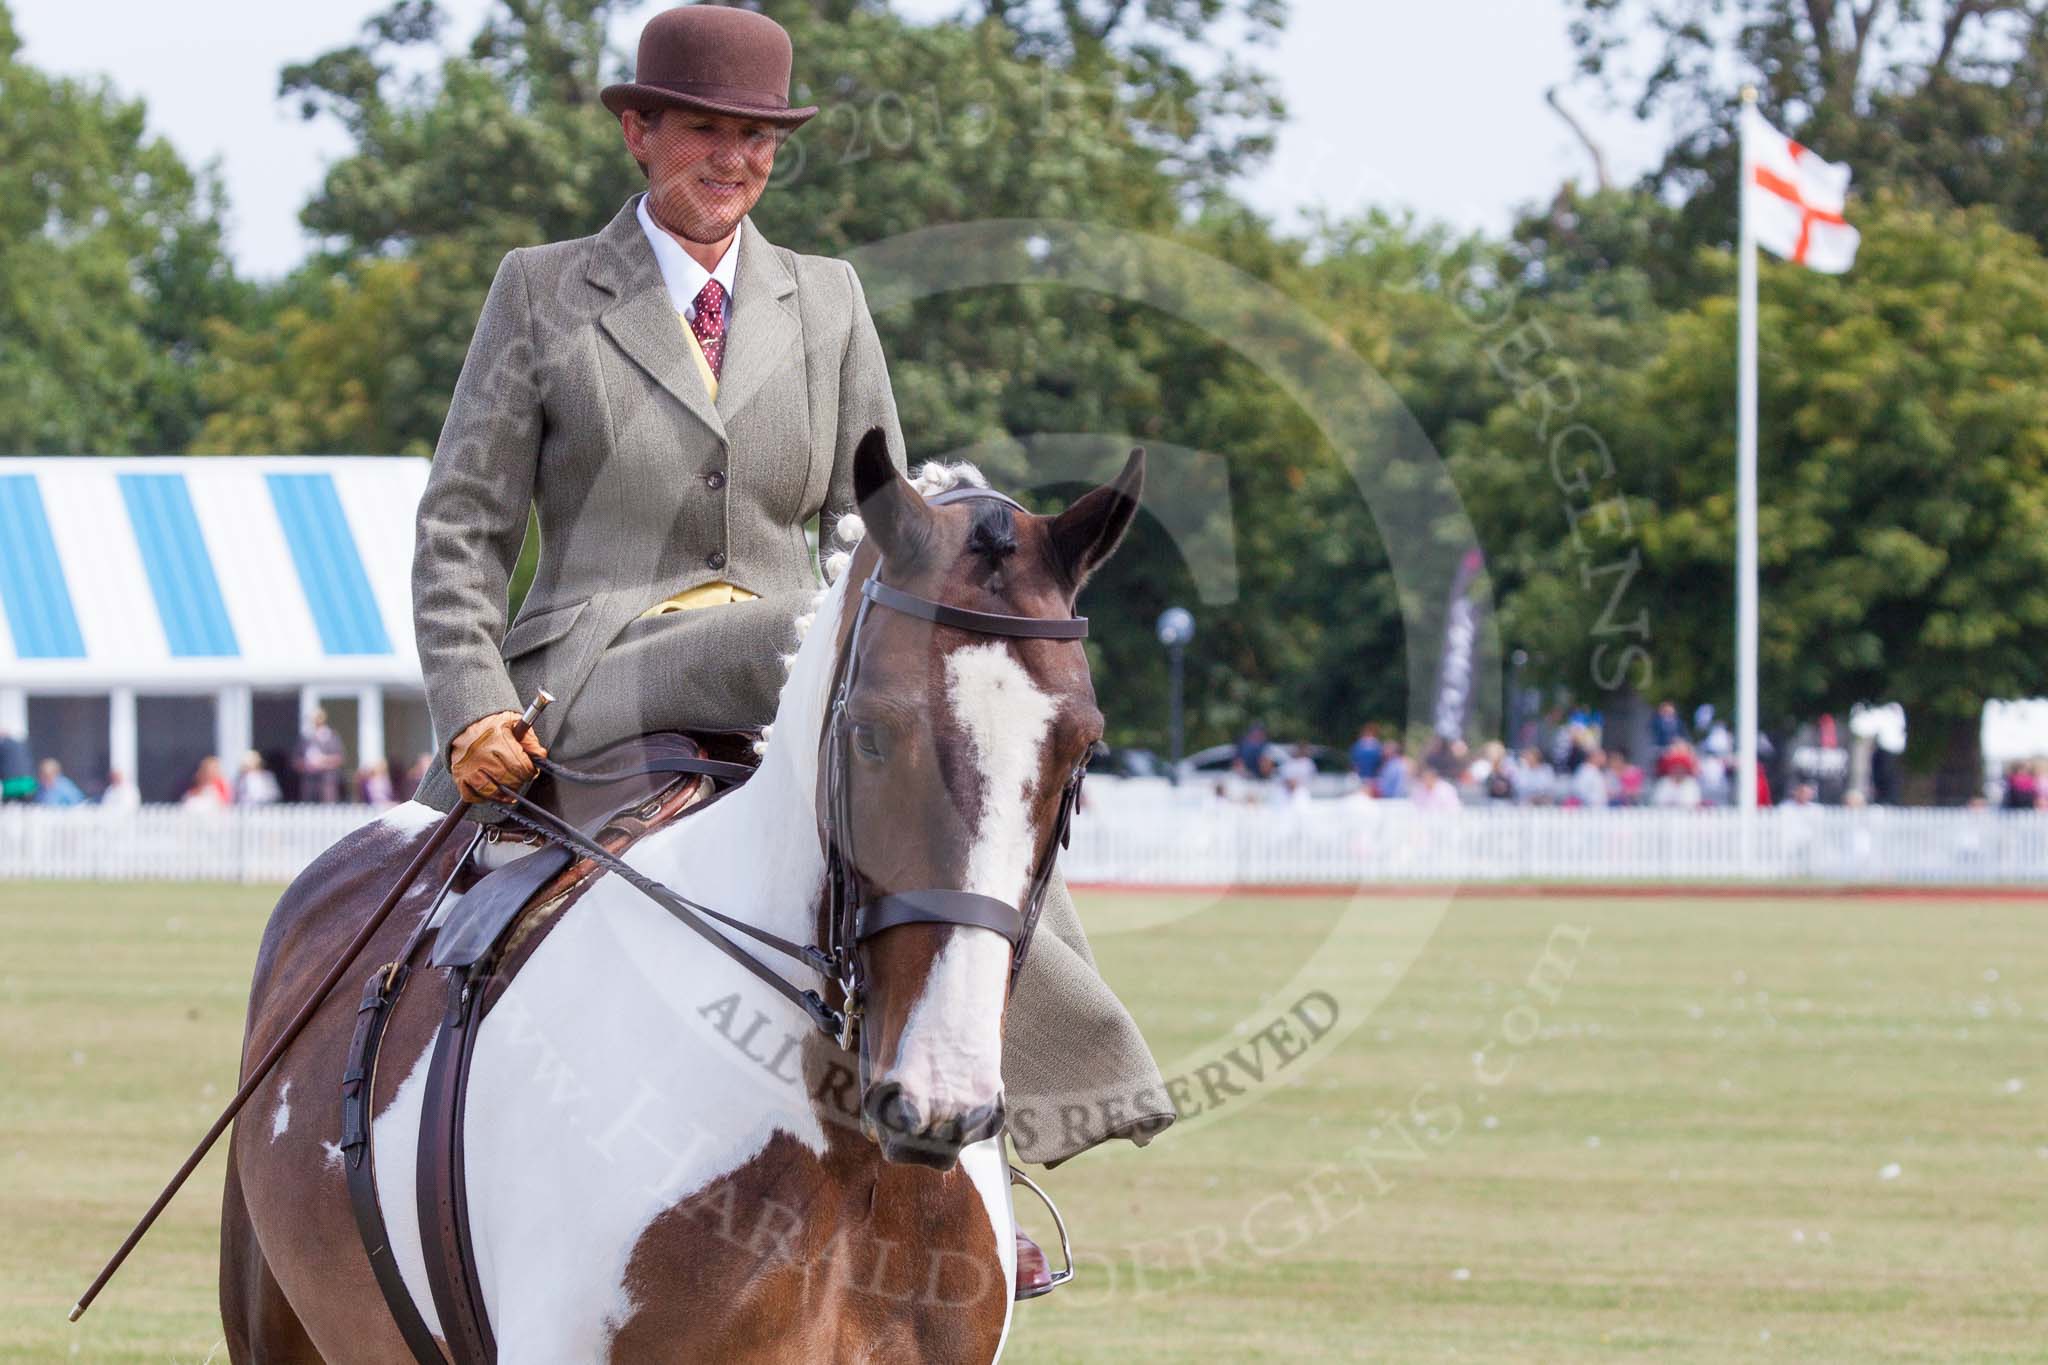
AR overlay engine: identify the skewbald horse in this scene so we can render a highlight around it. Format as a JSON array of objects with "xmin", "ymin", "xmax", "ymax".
[{"xmin": 220, "ymin": 431, "xmax": 1144, "ymax": 1363}]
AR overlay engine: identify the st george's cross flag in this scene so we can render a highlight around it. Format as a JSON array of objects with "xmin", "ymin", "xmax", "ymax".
[{"xmin": 1742, "ymin": 105, "xmax": 1860, "ymax": 273}]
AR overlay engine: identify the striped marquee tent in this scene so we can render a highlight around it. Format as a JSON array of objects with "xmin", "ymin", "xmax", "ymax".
[{"xmin": 0, "ymin": 456, "xmax": 433, "ymax": 802}]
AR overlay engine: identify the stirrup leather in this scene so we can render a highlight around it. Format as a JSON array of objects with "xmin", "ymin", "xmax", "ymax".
[{"xmin": 1008, "ymin": 1165, "xmax": 1075, "ymax": 1299}]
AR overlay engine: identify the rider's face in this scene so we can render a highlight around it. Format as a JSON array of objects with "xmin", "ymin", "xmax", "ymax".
[{"xmin": 624, "ymin": 108, "xmax": 782, "ymax": 245}]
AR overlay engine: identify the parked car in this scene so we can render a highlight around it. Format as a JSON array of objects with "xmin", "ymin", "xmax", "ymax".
[
  {"xmin": 1086, "ymin": 745, "xmax": 1169, "ymax": 780},
  {"xmin": 1075, "ymin": 745, "xmax": 1176, "ymax": 808},
  {"xmin": 1174, "ymin": 743, "xmax": 1358, "ymax": 798}
]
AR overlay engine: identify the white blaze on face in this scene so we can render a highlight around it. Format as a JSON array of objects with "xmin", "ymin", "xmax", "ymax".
[
  {"xmin": 885, "ymin": 642, "xmax": 1058, "ymax": 1120},
  {"xmin": 891, "ymin": 929, "xmax": 1015, "ymax": 1120},
  {"xmin": 944, "ymin": 642, "xmax": 1059, "ymax": 907}
]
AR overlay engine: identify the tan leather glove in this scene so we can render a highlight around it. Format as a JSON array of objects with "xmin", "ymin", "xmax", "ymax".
[{"xmin": 449, "ymin": 711, "xmax": 547, "ymax": 803}]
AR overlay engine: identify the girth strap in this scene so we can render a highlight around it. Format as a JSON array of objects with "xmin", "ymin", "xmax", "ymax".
[
  {"xmin": 418, "ymin": 971, "xmax": 495, "ymax": 1365},
  {"xmin": 341, "ymin": 963, "xmax": 445, "ymax": 1365}
]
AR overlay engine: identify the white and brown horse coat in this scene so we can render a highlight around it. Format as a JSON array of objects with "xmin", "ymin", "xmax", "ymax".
[{"xmin": 223, "ymin": 447, "xmax": 1146, "ymax": 1363}]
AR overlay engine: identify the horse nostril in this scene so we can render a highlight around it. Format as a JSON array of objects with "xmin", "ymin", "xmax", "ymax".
[
  {"xmin": 864, "ymin": 1082, "xmax": 922, "ymax": 1138},
  {"xmin": 957, "ymin": 1098, "xmax": 1007, "ymax": 1145}
]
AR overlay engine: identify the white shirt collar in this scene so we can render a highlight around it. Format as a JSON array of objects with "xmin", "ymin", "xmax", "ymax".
[{"xmin": 635, "ymin": 192, "xmax": 739, "ymax": 320}]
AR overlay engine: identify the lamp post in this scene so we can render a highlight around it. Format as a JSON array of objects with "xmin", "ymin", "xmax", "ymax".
[
  {"xmin": 1508, "ymin": 648, "xmax": 1529, "ymax": 750},
  {"xmin": 1156, "ymin": 606, "xmax": 1194, "ymax": 780}
]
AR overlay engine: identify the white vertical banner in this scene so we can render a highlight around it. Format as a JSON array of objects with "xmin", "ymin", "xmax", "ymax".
[
  {"xmin": 108, "ymin": 687, "xmax": 137, "ymax": 787},
  {"xmin": 358, "ymin": 685, "xmax": 386, "ymax": 775},
  {"xmin": 215, "ymin": 685, "xmax": 253, "ymax": 771}
]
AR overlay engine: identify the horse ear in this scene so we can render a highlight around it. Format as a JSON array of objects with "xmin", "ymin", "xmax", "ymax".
[
  {"xmin": 1047, "ymin": 447, "xmax": 1145, "ymax": 591},
  {"xmin": 851, "ymin": 426, "xmax": 932, "ymax": 564}
]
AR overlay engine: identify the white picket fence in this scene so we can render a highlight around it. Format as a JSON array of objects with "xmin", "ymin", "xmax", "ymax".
[
  {"xmin": 1065, "ymin": 793, "xmax": 2048, "ymax": 886},
  {"xmin": 3, "ymin": 797, "xmax": 2046, "ymax": 887},
  {"xmin": 0, "ymin": 803, "xmax": 385, "ymax": 884}
]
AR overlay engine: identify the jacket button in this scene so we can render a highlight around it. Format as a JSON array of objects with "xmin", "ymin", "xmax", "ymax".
[
  {"xmin": 707, "ymin": 550, "xmax": 726, "ymax": 570},
  {"xmin": 704, "ymin": 470, "xmax": 726, "ymax": 490}
]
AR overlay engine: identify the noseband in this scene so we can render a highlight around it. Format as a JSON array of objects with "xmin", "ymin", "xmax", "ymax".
[{"xmin": 819, "ymin": 487, "xmax": 1092, "ymax": 1052}]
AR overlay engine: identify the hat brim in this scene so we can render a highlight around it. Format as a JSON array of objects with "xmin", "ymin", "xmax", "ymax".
[{"xmin": 600, "ymin": 83, "xmax": 818, "ymax": 129}]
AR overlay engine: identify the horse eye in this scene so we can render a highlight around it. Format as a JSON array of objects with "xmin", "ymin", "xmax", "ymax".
[{"xmin": 851, "ymin": 723, "xmax": 884, "ymax": 760}]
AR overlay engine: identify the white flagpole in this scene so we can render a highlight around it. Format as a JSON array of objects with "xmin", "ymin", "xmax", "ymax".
[{"xmin": 1736, "ymin": 87, "xmax": 1761, "ymax": 823}]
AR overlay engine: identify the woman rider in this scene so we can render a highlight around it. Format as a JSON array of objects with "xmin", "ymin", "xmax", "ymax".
[{"xmin": 407, "ymin": 4, "xmax": 1174, "ymax": 1298}]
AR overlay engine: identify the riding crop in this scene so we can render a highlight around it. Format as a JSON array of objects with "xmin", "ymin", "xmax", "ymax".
[{"xmin": 68, "ymin": 691, "xmax": 553, "ymax": 1324}]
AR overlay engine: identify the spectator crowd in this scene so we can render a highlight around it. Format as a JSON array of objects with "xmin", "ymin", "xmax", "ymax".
[
  {"xmin": 1203, "ymin": 699, "xmax": 1941, "ymax": 810},
  {"xmin": 0, "ymin": 708, "xmax": 432, "ymax": 813},
  {"xmin": 8, "ymin": 695, "xmax": 2045, "ymax": 814}
]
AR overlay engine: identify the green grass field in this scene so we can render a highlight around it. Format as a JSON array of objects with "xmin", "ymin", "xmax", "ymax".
[{"xmin": 3, "ymin": 881, "xmax": 2044, "ymax": 1363}]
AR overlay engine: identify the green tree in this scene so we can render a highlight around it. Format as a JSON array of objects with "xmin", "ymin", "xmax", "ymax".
[
  {"xmin": 193, "ymin": 0, "xmax": 1281, "ymax": 455},
  {"xmin": 946, "ymin": 0, "xmax": 1286, "ymax": 208},
  {"xmin": 0, "ymin": 0, "xmax": 241, "ymax": 453},
  {"xmin": 1454, "ymin": 196, "xmax": 2048, "ymax": 772},
  {"xmin": 194, "ymin": 0, "xmax": 644, "ymax": 457},
  {"xmin": 1222, "ymin": 209, "xmax": 1509, "ymax": 745},
  {"xmin": 1568, "ymin": 0, "xmax": 2048, "ymax": 254},
  {"xmin": 194, "ymin": 256, "xmax": 452, "ymax": 456}
]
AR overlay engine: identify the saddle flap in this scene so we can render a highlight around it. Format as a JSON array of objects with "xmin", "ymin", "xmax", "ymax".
[{"xmin": 430, "ymin": 843, "xmax": 578, "ymax": 970}]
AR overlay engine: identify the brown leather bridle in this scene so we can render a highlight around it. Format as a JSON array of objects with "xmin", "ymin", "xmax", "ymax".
[{"xmin": 819, "ymin": 486, "xmax": 1092, "ymax": 1053}]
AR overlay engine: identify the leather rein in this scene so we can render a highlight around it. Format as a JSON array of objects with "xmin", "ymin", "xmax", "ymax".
[{"xmin": 497, "ymin": 486, "xmax": 1093, "ymax": 1054}]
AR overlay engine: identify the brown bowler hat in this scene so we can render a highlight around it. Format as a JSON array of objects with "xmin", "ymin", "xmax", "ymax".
[{"xmin": 601, "ymin": 6, "xmax": 819, "ymax": 129}]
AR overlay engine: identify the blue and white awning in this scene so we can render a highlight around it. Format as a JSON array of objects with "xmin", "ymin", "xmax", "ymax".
[{"xmin": 0, "ymin": 456, "xmax": 428, "ymax": 688}]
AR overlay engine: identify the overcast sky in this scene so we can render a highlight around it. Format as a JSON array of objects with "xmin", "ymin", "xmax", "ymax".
[{"xmin": 11, "ymin": 0, "xmax": 1675, "ymax": 278}]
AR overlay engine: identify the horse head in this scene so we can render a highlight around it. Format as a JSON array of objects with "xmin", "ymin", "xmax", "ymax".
[{"xmin": 818, "ymin": 427, "xmax": 1143, "ymax": 1168}]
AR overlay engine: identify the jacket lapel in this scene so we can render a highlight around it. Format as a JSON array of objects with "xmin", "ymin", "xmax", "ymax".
[
  {"xmin": 713, "ymin": 216, "xmax": 800, "ymax": 423},
  {"xmin": 590, "ymin": 196, "xmax": 725, "ymax": 444}
]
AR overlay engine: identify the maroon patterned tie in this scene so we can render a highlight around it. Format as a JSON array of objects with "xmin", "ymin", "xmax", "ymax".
[{"xmin": 691, "ymin": 279, "xmax": 727, "ymax": 380}]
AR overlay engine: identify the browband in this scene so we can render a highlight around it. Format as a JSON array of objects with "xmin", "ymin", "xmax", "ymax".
[
  {"xmin": 862, "ymin": 578, "xmax": 1089, "ymax": 640},
  {"xmin": 926, "ymin": 486, "xmax": 1028, "ymax": 511}
]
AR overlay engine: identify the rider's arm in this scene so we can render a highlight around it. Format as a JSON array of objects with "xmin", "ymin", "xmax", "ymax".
[
  {"xmin": 412, "ymin": 249, "xmax": 541, "ymax": 764},
  {"xmin": 823, "ymin": 258, "xmax": 908, "ymax": 547}
]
